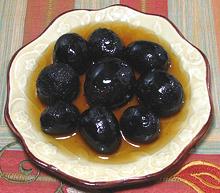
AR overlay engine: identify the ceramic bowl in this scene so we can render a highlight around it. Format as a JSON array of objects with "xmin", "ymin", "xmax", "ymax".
[{"xmin": 5, "ymin": 5, "xmax": 212, "ymax": 190}]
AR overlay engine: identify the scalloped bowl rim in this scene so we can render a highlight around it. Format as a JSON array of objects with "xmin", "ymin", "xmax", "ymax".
[{"xmin": 5, "ymin": 5, "xmax": 212, "ymax": 189}]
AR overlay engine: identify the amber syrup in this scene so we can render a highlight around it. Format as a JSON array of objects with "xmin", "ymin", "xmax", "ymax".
[{"xmin": 26, "ymin": 22, "xmax": 190, "ymax": 164}]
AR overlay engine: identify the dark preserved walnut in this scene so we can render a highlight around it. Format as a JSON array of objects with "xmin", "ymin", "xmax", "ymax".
[
  {"xmin": 40, "ymin": 101, "xmax": 80, "ymax": 135},
  {"xmin": 79, "ymin": 106, "xmax": 121, "ymax": 154},
  {"xmin": 125, "ymin": 41, "xmax": 168, "ymax": 73},
  {"xmin": 36, "ymin": 63, "xmax": 79, "ymax": 105},
  {"xmin": 120, "ymin": 105, "xmax": 160, "ymax": 144},
  {"xmin": 53, "ymin": 33, "xmax": 90, "ymax": 74},
  {"xmin": 88, "ymin": 28, "xmax": 124, "ymax": 60},
  {"xmin": 84, "ymin": 57, "xmax": 135, "ymax": 109},
  {"xmin": 136, "ymin": 70, "xmax": 184, "ymax": 117}
]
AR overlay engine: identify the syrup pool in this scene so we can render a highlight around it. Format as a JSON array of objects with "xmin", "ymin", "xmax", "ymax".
[{"xmin": 26, "ymin": 22, "xmax": 190, "ymax": 164}]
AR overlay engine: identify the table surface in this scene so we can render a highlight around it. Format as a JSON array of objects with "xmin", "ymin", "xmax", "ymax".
[{"xmin": 0, "ymin": 0, "xmax": 220, "ymax": 192}]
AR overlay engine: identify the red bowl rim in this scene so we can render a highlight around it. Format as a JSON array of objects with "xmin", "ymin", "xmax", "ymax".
[{"xmin": 4, "ymin": 4, "xmax": 213, "ymax": 190}]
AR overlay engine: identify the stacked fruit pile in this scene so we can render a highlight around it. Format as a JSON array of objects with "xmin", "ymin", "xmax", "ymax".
[{"xmin": 36, "ymin": 28, "xmax": 184, "ymax": 155}]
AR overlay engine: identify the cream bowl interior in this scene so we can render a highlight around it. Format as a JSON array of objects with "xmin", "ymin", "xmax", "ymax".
[{"xmin": 7, "ymin": 6, "xmax": 211, "ymax": 184}]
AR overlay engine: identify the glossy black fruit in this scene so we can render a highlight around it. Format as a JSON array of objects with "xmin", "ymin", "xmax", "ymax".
[
  {"xmin": 120, "ymin": 105, "xmax": 160, "ymax": 144},
  {"xmin": 88, "ymin": 28, "xmax": 124, "ymax": 60},
  {"xmin": 40, "ymin": 101, "xmax": 80, "ymax": 135},
  {"xmin": 136, "ymin": 70, "xmax": 184, "ymax": 117},
  {"xmin": 53, "ymin": 33, "xmax": 90, "ymax": 74},
  {"xmin": 79, "ymin": 106, "xmax": 121, "ymax": 154},
  {"xmin": 125, "ymin": 41, "xmax": 168, "ymax": 73},
  {"xmin": 36, "ymin": 63, "xmax": 79, "ymax": 105},
  {"xmin": 84, "ymin": 57, "xmax": 135, "ymax": 109}
]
